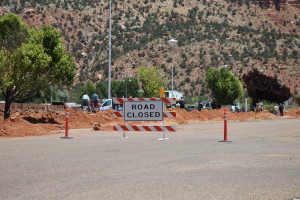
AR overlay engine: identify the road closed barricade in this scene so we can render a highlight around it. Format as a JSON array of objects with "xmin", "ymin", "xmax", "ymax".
[{"xmin": 112, "ymin": 98, "xmax": 176, "ymax": 140}]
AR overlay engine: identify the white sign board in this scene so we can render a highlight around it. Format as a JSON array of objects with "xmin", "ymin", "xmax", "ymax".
[{"xmin": 124, "ymin": 101, "xmax": 163, "ymax": 121}]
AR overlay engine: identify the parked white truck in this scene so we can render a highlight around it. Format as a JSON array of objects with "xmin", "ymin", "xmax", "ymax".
[
  {"xmin": 164, "ymin": 90, "xmax": 183, "ymax": 107},
  {"xmin": 100, "ymin": 99, "xmax": 123, "ymax": 111},
  {"xmin": 100, "ymin": 99, "xmax": 113, "ymax": 111}
]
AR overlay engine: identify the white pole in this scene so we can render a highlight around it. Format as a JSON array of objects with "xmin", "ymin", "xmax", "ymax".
[
  {"xmin": 163, "ymin": 118, "xmax": 165, "ymax": 140},
  {"xmin": 168, "ymin": 39, "xmax": 177, "ymax": 99},
  {"xmin": 171, "ymin": 48, "xmax": 174, "ymax": 98},
  {"xmin": 245, "ymin": 97, "xmax": 248, "ymax": 112},
  {"xmin": 126, "ymin": 78, "xmax": 127, "ymax": 98},
  {"xmin": 108, "ymin": 0, "xmax": 112, "ymax": 99}
]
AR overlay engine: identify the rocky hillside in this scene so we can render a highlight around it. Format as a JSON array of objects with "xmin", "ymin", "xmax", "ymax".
[{"xmin": 0, "ymin": 0, "xmax": 300, "ymax": 97}]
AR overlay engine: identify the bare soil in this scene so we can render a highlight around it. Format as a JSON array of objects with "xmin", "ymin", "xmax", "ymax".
[{"xmin": 0, "ymin": 108, "xmax": 299, "ymax": 137}]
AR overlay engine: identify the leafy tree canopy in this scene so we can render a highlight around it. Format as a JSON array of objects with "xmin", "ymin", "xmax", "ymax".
[
  {"xmin": 124, "ymin": 77, "xmax": 139, "ymax": 98},
  {"xmin": 206, "ymin": 68, "xmax": 243, "ymax": 107},
  {"xmin": 111, "ymin": 77, "xmax": 139, "ymax": 98},
  {"xmin": 0, "ymin": 13, "xmax": 75, "ymax": 119},
  {"xmin": 79, "ymin": 78, "xmax": 139, "ymax": 101},
  {"xmin": 0, "ymin": 13, "xmax": 28, "ymax": 51},
  {"xmin": 242, "ymin": 69, "xmax": 291, "ymax": 105},
  {"xmin": 137, "ymin": 64, "xmax": 169, "ymax": 97},
  {"xmin": 96, "ymin": 81, "xmax": 108, "ymax": 99},
  {"xmin": 80, "ymin": 80, "xmax": 96, "ymax": 98}
]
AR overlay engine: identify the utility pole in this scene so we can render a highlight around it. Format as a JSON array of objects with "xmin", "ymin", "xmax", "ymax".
[
  {"xmin": 108, "ymin": 0, "xmax": 112, "ymax": 99},
  {"xmin": 167, "ymin": 39, "xmax": 178, "ymax": 98}
]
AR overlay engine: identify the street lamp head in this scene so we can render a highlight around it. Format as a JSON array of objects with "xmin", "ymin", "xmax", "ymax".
[
  {"xmin": 167, "ymin": 39, "xmax": 177, "ymax": 99},
  {"xmin": 168, "ymin": 39, "xmax": 178, "ymax": 47}
]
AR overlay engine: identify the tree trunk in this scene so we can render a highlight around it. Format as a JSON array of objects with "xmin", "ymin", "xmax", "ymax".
[
  {"xmin": 4, "ymin": 101, "xmax": 12, "ymax": 120},
  {"xmin": 4, "ymin": 91, "xmax": 13, "ymax": 120}
]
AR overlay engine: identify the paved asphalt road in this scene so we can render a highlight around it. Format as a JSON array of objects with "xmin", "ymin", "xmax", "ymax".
[{"xmin": 0, "ymin": 118, "xmax": 299, "ymax": 200}]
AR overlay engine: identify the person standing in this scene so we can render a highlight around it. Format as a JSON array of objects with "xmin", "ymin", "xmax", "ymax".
[
  {"xmin": 250, "ymin": 105, "xmax": 255, "ymax": 112},
  {"xmin": 112, "ymin": 94, "xmax": 118, "ymax": 110},
  {"xmin": 274, "ymin": 105, "xmax": 278, "ymax": 116},
  {"xmin": 242, "ymin": 105, "xmax": 246, "ymax": 112},
  {"xmin": 279, "ymin": 103, "xmax": 284, "ymax": 116},
  {"xmin": 92, "ymin": 92, "xmax": 99, "ymax": 109},
  {"xmin": 179, "ymin": 97, "xmax": 185, "ymax": 109},
  {"xmin": 81, "ymin": 94, "xmax": 92, "ymax": 113},
  {"xmin": 255, "ymin": 103, "xmax": 259, "ymax": 113},
  {"xmin": 236, "ymin": 104, "xmax": 241, "ymax": 112}
]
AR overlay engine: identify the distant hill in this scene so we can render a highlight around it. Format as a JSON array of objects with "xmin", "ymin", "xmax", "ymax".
[{"xmin": 0, "ymin": 0, "xmax": 299, "ymax": 97}]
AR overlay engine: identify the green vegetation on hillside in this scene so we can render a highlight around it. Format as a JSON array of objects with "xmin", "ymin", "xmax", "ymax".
[{"xmin": 1, "ymin": 0, "xmax": 299, "ymax": 100}]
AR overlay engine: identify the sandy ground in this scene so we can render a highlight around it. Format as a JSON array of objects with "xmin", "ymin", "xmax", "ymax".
[{"xmin": 0, "ymin": 108, "xmax": 300, "ymax": 137}]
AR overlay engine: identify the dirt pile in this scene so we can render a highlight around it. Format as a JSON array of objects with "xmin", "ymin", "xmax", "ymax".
[
  {"xmin": 0, "ymin": 108, "xmax": 299, "ymax": 137},
  {"xmin": 284, "ymin": 108, "xmax": 300, "ymax": 118},
  {"xmin": 0, "ymin": 110, "xmax": 63, "ymax": 137}
]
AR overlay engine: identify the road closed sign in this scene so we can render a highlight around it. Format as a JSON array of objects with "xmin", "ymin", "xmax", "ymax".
[{"xmin": 124, "ymin": 101, "xmax": 163, "ymax": 121}]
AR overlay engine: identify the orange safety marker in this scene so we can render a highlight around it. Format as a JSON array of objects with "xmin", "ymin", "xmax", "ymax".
[
  {"xmin": 219, "ymin": 107, "xmax": 231, "ymax": 143},
  {"xmin": 60, "ymin": 106, "xmax": 73, "ymax": 139}
]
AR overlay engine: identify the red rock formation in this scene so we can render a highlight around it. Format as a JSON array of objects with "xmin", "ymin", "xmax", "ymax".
[{"xmin": 258, "ymin": 0, "xmax": 300, "ymax": 10}]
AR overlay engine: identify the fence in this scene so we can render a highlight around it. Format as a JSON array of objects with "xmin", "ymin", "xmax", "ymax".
[{"xmin": 0, "ymin": 103, "xmax": 65, "ymax": 112}]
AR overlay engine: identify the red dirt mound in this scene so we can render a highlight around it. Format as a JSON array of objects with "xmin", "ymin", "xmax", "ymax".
[
  {"xmin": 285, "ymin": 109, "xmax": 300, "ymax": 118},
  {"xmin": 0, "ymin": 108, "xmax": 299, "ymax": 137}
]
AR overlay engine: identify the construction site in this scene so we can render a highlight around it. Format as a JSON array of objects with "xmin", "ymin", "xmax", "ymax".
[{"xmin": 1, "ymin": 102, "xmax": 299, "ymax": 137}]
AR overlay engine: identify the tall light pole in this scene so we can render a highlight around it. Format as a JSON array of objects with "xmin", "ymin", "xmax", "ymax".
[
  {"xmin": 168, "ymin": 39, "xmax": 178, "ymax": 98},
  {"xmin": 125, "ymin": 75, "xmax": 132, "ymax": 98},
  {"xmin": 108, "ymin": 0, "xmax": 112, "ymax": 99}
]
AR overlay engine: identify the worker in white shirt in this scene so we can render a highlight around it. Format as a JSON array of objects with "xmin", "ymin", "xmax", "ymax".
[{"xmin": 81, "ymin": 94, "xmax": 92, "ymax": 112}]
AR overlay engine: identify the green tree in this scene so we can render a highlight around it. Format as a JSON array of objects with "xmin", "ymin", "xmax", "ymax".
[
  {"xmin": 137, "ymin": 64, "xmax": 169, "ymax": 97},
  {"xmin": 205, "ymin": 68, "xmax": 243, "ymax": 107},
  {"xmin": 0, "ymin": 13, "xmax": 28, "ymax": 51},
  {"xmin": 55, "ymin": 88, "xmax": 70, "ymax": 102},
  {"xmin": 110, "ymin": 78, "xmax": 139, "ymax": 98},
  {"xmin": 125, "ymin": 77, "xmax": 139, "ymax": 98},
  {"xmin": 0, "ymin": 14, "xmax": 75, "ymax": 119},
  {"xmin": 94, "ymin": 79, "xmax": 139, "ymax": 99},
  {"xmin": 96, "ymin": 81, "xmax": 108, "ymax": 99},
  {"xmin": 18, "ymin": 85, "xmax": 55, "ymax": 103},
  {"xmin": 80, "ymin": 80, "xmax": 96, "ymax": 98},
  {"xmin": 242, "ymin": 69, "xmax": 291, "ymax": 105},
  {"xmin": 112, "ymin": 80, "xmax": 124, "ymax": 97}
]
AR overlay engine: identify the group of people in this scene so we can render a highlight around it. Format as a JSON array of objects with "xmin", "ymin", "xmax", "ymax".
[
  {"xmin": 249, "ymin": 103, "xmax": 284, "ymax": 116},
  {"xmin": 274, "ymin": 103, "xmax": 284, "ymax": 116},
  {"xmin": 81, "ymin": 93, "xmax": 100, "ymax": 113}
]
